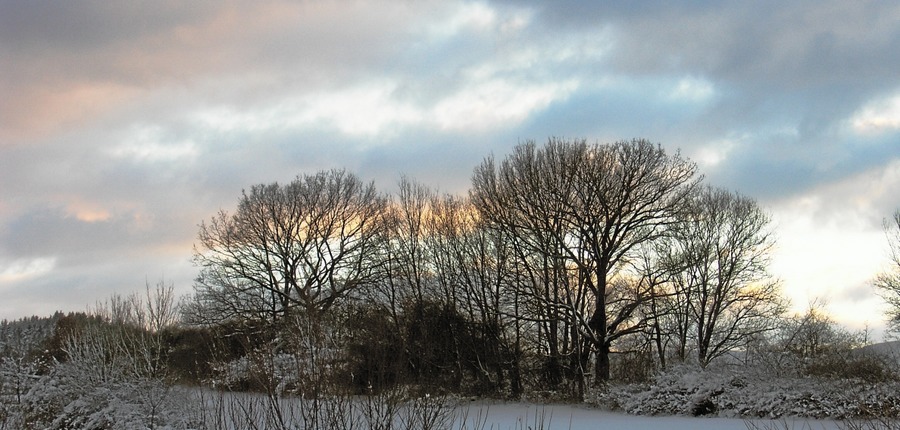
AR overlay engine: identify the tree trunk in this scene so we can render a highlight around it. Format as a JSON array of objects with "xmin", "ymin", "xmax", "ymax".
[
  {"xmin": 595, "ymin": 338, "xmax": 611, "ymax": 385},
  {"xmin": 590, "ymin": 266, "xmax": 610, "ymax": 385},
  {"xmin": 544, "ymin": 255, "xmax": 563, "ymax": 388},
  {"xmin": 653, "ymin": 319, "xmax": 667, "ymax": 371},
  {"xmin": 590, "ymin": 303, "xmax": 610, "ymax": 384}
]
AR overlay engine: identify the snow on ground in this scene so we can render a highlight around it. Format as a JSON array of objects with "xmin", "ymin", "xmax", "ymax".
[
  {"xmin": 182, "ymin": 389, "xmax": 845, "ymax": 430},
  {"xmin": 451, "ymin": 401, "xmax": 841, "ymax": 430}
]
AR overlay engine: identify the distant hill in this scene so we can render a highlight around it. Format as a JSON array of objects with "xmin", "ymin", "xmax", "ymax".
[{"xmin": 857, "ymin": 339, "xmax": 900, "ymax": 363}]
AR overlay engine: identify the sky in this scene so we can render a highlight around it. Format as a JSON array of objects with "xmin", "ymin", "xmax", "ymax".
[{"xmin": 1, "ymin": 1, "xmax": 899, "ymax": 334}]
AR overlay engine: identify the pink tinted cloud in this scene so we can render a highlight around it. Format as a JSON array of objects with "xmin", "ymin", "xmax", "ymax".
[{"xmin": 0, "ymin": 1, "xmax": 429, "ymax": 144}]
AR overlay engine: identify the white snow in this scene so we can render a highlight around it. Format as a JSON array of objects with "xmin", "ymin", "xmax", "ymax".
[{"xmin": 451, "ymin": 401, "xmax": 841, "ymax": 430}]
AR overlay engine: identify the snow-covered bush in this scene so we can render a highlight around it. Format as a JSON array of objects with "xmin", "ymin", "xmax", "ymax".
[
  {"xmin": 609, "ymin": 366, "xmax": 900, "ymax": 420},
  {"xmin": 19, "ymin": 355, "xmax": 196, "ymax": 429},
  {"xmin": 0, "ymin": 398, "xmax": 16, "ymax": 430},
  {"xmin": 607, "ymin": 366, "xmax": 733, "ymax": 416},
  {"xmin": 211, "ymin": 350, "xmax": 308, "ymax": 394},
  {"xmin": 15, "ymin": 296, "xmax": 195, "ymax": 430}
]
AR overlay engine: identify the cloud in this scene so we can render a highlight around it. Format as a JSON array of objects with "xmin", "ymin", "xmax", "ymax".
[
  {"xmin": 491, "ymin": 1, "xmax": 900, "ymax": 197},
  {"xmin": 432, "ymin": 79, "xmax": 579, "ymax": 132},
  {"xmin": 0, "ymin": 257, "xmax": 57, "ymax": 284},
  {"xmin": 850, "ymin": 90, "xmax": 900, "ymax": 134},
  {"xmin": 0, "ymin": 1, "xmax": 444, "ymax": 141},
  {"xmin": 0, "ymin": 253, "xmax": 196, "ymax": 321},
  {"xmin": 2, "ymin": 207, "xmax": 147, "ymax": 263},
  {"xmin": 510, "ymin": 1, "xmax": 900, "ymax": 87},
  {"xmin": 107, "ymin": 124, "xmax": 199, "ymax": 163},
  {"xmin": 767, "ymin": 158, "xmax": 900, "ymax": 328}
]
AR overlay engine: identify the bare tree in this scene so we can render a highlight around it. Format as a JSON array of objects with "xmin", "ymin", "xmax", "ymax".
[
  {"xmin": 626, "ymin": 242, "xmax": 677, "ymax": 371},
  {"xmin": 661, "ymin": 186, "xmax": 784, "ymax": 366},
  {"xmin": 187, "ymin": 170, "xmax": 390, "ymax": 416},
  {"xmin": 471, "ymin": 138, "xmax": 699, "ymax": 385},
  {"xmin": 572, "ymin": 140, "xmax": 699, "ymax": 384},
  {"xmin": 189, "ymin": 169, "xmax": 389, "ymax": 326},
  {"xmin": 875, "ymin": 210, "xmax": 900, "ymax": 333},
  {"xmin": 471, "ymin": 140, "xmax": 588, "ymax": 391},
  {"xmin": 379, "ymin": 176, "xmax": 437, "ymax": 320},
  {"xmin": 426, "ymin": 193, "xmax": 521, "ymax": 394}
]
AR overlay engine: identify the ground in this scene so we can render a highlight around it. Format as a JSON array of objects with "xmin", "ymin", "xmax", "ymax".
[{"xmin": 451, "ymin": 401, "xmax": 841, "ymax": 430}]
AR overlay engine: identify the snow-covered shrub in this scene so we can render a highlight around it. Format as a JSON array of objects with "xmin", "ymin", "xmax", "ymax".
[
  {"xmin": 608, "ymin": 366, "xmax": 735, "ymax": 416},
  {"xmin": 19, "ymin": 361, "xmax": 196, "ymax": 430},
  {"xmin": 0, "ymin": 397, "xmax": 18, "ymax": 430},
  {"xmin": 0, "ymin": 314, "xmax": 59, "ymax": 427},
  {"xmin": 610, "ymin": 366, "xmax": 900, "ymax": 420},
  {"xmin": 211, "ymin": 350, "xmax": 307, "ymax": 394},
  {"xmin": 16, "ymin": 308, "xmax": 197, "ymax": 429}
]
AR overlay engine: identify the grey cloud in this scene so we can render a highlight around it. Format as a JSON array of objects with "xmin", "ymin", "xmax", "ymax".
[
  {"xmin": 0, "ymin": 1, "xmax": 216, "ymax": 52},
  {"xmin": 0, "ymin": 209, "xmax": 126, "ymax": 268},
  {"xmin": 502, "ymin": 1, "xmax": 900, "ymax": 86},
  {"xmin": 0, "ymin": 251, "xmax": 196, "ymax": 319},
  {"xmin": 705, "ymin": 130, "xmax": 899, "ymax": 203},
  {"xmin": 0, "ymin": 205, "xmax": 188, "ymax": 267},
  {"xmin": 496, "ymin": 3, "xmax": 900, "ymax": 120},
  {"xmin": 516, "ymin": 80, "xmax": 717, "ymax": 143},
  {"xmin": 836, "ymin": 280, "xmax": 883, "ymax": 307},
  {"xmin": 359, "ymin": 133, "xmax": 513, "ymax": 195},
  {"xmin": 0, "ymin": 1, "xmax": 439, "ymax": 138}
]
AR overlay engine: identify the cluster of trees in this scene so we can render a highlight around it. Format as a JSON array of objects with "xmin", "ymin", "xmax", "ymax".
[{"xmin": 183, "ymin": 138, "xmax": 787, "ymax": 398}]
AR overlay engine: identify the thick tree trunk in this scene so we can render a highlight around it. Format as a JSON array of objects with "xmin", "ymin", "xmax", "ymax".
[
  {"xmin": 595, "ymin": 338, "xmax": 610, "ymax": 384},
  {"xmin": 590, "ymin": 267, "xmax": 610, "ymax": 385},
  {"xmin": 589, "ymin": 303, "xmax": 610, "ymax": 385},
  {"xmin": 546, "ymin": 312, "xmax": 563, "ymax": 387}
]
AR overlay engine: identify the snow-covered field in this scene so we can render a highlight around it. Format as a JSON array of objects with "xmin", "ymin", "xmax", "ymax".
[
  {"xmin": 450, "ymin": 401, "xmax": 841, "ymax": 430},
  {"xmin": 182, "ymin": 390, "xmax": 845, "ymax": 430},
  {"xmin": 0, "ymin": 384, "xmax": 850, "ymax": 429}
]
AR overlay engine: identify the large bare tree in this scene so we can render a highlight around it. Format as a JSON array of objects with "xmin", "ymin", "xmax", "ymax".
[
  {"xmin": 471, "ymin": 138, "xmax": 699, "ymax": 385},
  {"xmin": 659, "ymin": 186, "xmax": 784, "ymax": 366},
  {"xmin": 189, "ymin": 169, "xmax": 389, "ymax": 326},
  {"xmin": 470, "ymin": 140, "xmax": 581, "ymax": 389}
]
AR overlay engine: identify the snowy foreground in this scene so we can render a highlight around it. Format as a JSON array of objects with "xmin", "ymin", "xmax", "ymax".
[
  {"xmin": 184, "ymin": 390, "xmax": 844, "ymax": 430},
  {"xmin": 449, "ymin": 401, "xmax": 840, "ymax": 430}
]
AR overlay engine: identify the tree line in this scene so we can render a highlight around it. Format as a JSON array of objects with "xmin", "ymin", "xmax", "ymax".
[{"xmin": 184, "ymin": 138, "xmax": 786, "ymax": 398}]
